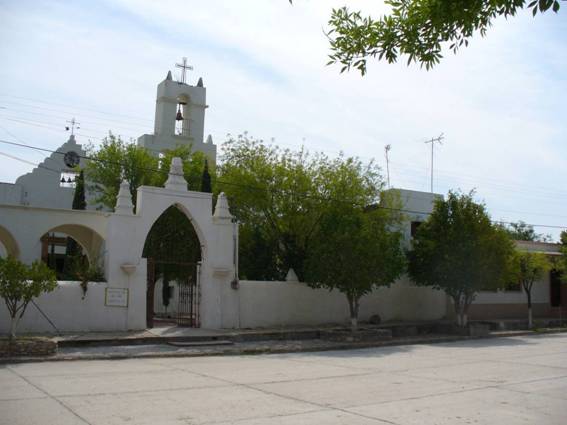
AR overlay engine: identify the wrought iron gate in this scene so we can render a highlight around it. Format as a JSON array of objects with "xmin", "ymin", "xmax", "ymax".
[
  {"xmin": 146, "ymin": 259, "xmax": 201, "ymax": 328},
  {"xmin": 177, "ymin": 262, "xmax": 201, "ymax": 327}
]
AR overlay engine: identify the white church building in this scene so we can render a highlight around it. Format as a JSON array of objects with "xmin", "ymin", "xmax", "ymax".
[{"xmin": 1, "ymin": 63, "xmax": 561, "ymax": 335}]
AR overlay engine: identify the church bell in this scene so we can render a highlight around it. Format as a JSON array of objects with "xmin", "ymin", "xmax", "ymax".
[{"xmin": 176, "ymin": 105, "xmax": 184, "ymax": 121}]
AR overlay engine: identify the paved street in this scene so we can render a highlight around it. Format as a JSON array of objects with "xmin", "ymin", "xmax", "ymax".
[{"xmin": 1, "ymin": 333, "xmax": 566, "ymax": 425}]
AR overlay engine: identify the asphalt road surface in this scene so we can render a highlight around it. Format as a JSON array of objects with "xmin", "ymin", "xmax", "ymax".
[{"xmin": 1, "ymin": 333, "xmax": 566, "ymax": 424}]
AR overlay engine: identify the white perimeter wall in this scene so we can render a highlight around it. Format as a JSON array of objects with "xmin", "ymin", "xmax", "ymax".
[
  {"xmin": 474, "ymin": 275, "xmax": 550, "ymax": 305},
  {"xmin": 234, "ymin": 277, "xmax": 447, "ymax": 328},
  {"xmin": 0, "ymin": 281, "xmax": 136, "ymax": 334}
]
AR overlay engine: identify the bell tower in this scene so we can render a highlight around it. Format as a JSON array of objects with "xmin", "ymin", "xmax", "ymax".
[{"xmin": 138, "ymin": 58, "xmax": 216, "ymax": 163}]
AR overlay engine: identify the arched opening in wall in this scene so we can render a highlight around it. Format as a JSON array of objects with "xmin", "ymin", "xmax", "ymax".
[
  {"xmin": 142, "ymin": 204, "xmax": 202, "ymax": 328},
  {"xmin": 175, "ymin": 94, "xmax": 190, "ymax": 137},
  {"xmin": 0, "ymin": 225, "xmax": 20, "ymax": 259},
  {"xmin": 40, "ymin": 224, "xmax": 105, "ymax": 282}
]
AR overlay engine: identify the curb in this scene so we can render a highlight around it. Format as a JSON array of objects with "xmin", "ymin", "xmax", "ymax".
[{"xmin": 2, "ymin": 328, "xmax": 566, "ymax": 364}]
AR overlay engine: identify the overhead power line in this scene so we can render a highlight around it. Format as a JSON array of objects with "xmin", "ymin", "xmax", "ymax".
[
  {"xmin": 0, "ymin": 93, "xmax": 153, "ymax": 124},
  {"xmin": 0, "ymin": 102, "xmax": 152, "ymax": 133},
  {"xmin": 0, "ymin": 124, "xmax": 48, "ymax": 158},
  {"xmin": 0, "ymin": 150, "xmax": 61, "ymax": 175},
  {"xmin": 2, "ymin": 95, "xmax": 565, "ymax": 202},
  {"xmin": 0, "ymin": 137, "xmax": 565, "ymax": 232}
]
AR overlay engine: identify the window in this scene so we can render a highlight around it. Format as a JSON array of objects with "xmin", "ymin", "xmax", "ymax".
[
  {"xmin": 60, "ymin": 171, "xmax": 78, "ymax": 188},
  {"xmin": 411, "ymin": 221, "xmax": 422, "ymax": 238},
  {"xmin": 550, "ymin": 269, "xmax": 562, "ymax": 307}
]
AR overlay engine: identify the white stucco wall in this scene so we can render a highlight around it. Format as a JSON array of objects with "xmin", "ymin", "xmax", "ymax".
[
  {"xmin": 0, "ymin": 281, "xmax": 132, "ymax": 334},
  {"xmin": 475, "ymin": 275, "xmax": 550, "ymax": 305},
  {"xmin": 137, "ymin": 73, "xmax": 216, "ymax": 163},
  {"xmin": 232, "ymin": 277, "xmax": 447, "ymax": 328},
  {"xmin": 14, "ymin": 135, "xmax": 88, "ymax": 209},
  {"xmin": 0, "ymin": 182, "xmax": 23, "ymax": 205},
  {"xmin": 0, "ymin": 204, "xmax": 109, "ymax": 264},
  {"xmin": 472, "ymin": 241, "xmax": 559, "ymax": 306},
  {"xmin": 0, "ymin": 167, "xmax": 237, "ymax": 334}
]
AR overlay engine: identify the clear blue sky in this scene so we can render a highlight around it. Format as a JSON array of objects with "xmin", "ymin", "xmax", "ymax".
[{"xmin": 0, "ymin": 0, "xmax": 566, "ymax": 239}]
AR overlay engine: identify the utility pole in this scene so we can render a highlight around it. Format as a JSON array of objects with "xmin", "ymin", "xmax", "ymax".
[
  {"xmin": 424, "ymin": 133, "xmax": 444, "ymax": 193},
  {"xmin": 384, "ymin": 144, "xmax": 391, "ymax": 189}
]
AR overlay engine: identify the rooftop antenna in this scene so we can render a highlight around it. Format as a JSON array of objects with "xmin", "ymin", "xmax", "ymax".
[
  {"xmin": 65, "ymin": 118, "xmax": 80, "ymax": 136},
  {"xmin": 424, "ymin": 133, "xmax": 444, "ymax": 193},
  {"xmin": 384, "ymin": 144, "xmax": 391, "ymax": 189}
]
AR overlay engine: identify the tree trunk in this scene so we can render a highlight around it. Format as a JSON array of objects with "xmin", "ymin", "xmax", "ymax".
[
  {"xmin": 526, "ymin": 288, "xmax": 533, "ymax": 329},
  {"xmin": 453, "ymin": 295, "xmax": 467, "ymax": 328},
  {"xmin": 9, "ymin": 315, "xmax": 19, "ymax": 341},
  {"xmin": 347, "ymin": 295, "xmax": 359, "ymax": 333},
  {"xmin": 462, "ymin": 298, "xmax": 471, "ymax": 328},
  {"xmin": 453, "ymin": 296, "xmax": 460, "ymax": 326}
]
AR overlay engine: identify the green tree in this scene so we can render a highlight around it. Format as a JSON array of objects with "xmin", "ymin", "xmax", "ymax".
[
  {"xmin": 326, "ymin": 1, "xmax": 562, "ymax": 74},
  {"xmin": 63, "ymin": 170, "xmax": 87, "ymax": 279},
  {"xmin": 408, "ymin": 191, "xmax": 515, "ymax": 327},
  {"xmin": 85, "ymin": 133, "xmax": 158, "ymax": 209},
  {"xmin": 0, "ymin": 257, "xmax": 57, "ymax": 340},
  {"xmin": 509, "ymin": 251, "xmax": 551, "ymax": 328},
  {"xmin": 559, "ymin": 230, "xmax": 567, "ymax": 278},
  {"xmin": 218, "ymin": 133, "xmax": 382, "ymax": 280},
  {"xmin": 85, "ymin": 134, "xmax": 208, "ymax": 210},
  {"xmin": 72, "ymin": 170, "xmax": 87, "ymax": 210},
  {"xmin": 201, "ymin": 159, "xmax": 212, "ymax": 193},
  {"xmin": 152, "ymin": 146, "xmax": 210, "ymax": 191},
  {"xmin": 305, "ymin": 192, "xmax": 406, "ymax": 332},
  {"xmin": 237, "ymin": 226, "xmax": 279, "ymax": 280},
  {"xmin": 503, "ymin": 220, "xmax": 552, "ymax": 242}
]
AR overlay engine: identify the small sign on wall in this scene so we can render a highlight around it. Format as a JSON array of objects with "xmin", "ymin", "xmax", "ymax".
[{"xmin": 105, "ymin": 288, "xmax": 129, "ymax": 307}]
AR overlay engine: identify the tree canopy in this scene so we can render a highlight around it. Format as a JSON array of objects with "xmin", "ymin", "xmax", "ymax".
[
  {"xmin": 326, "ymin": 0, "xmax": 562, "ymax": 74},
  {"xmin": 217, "ymin": 133, "xmax": 383, "ymax": 280},
  {"xmin": 408, "ymin": 191, "xmax": 515, "ymax": 326},
  {"xmin": 85, "ymin": 133, "xmax": 209, "ymax": 210},
  {"xmin": 560, "ymin": 230, "xmax": 567, "ymax": 275},
  {"xmin": 0, "ymin": 257, "xmax": 57, "ymax": 339},
  {"xmin": 509, "ymin": 250, "xmax": 551, "ymax": 328},
  {"xmin": 503, "ymin": 220, "xmax": 552, "ymax": 242},
  {"xmin": 305, "ymin": 191, "xmax": 406, "ymax": 331}
]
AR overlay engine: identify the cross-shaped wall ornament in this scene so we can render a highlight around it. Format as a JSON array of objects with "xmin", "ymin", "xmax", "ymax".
[
  {"xmin": 65, "ymin": 118, "xmax": 80, "ymax": 135},
  {"xmin": 175, "ymin": 57, "xmax": 193, "ymax": 84}
]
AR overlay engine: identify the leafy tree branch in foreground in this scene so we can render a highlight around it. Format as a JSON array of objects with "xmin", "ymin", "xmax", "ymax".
[{"xmin": 326, "ymin": 0, "xmax": 562, "ymax": 73}]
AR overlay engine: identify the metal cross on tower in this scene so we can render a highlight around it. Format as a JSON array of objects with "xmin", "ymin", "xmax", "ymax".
[
  {"xmin": 384, "ymin": 144, "xmax": 391, "ymax": 189},
  {"xmin": 65, "ymin": 118, "xmax": 80, "ymax": 135},
  {"xmin": 424, "ymin": 133, "xmax": 444, "ymax": 193},
  {"xmin": 175, "ymin": 57, "xmax": 193, "ymax": 84}
]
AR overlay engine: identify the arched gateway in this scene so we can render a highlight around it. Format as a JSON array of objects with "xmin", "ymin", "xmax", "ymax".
[
  {"xmin": 142, "ymin": 204, "xmax": 202, "ymax": 328},
  {"xmin": 104, "ymin": 158, "xmax": 238, "ymax": 330}
]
